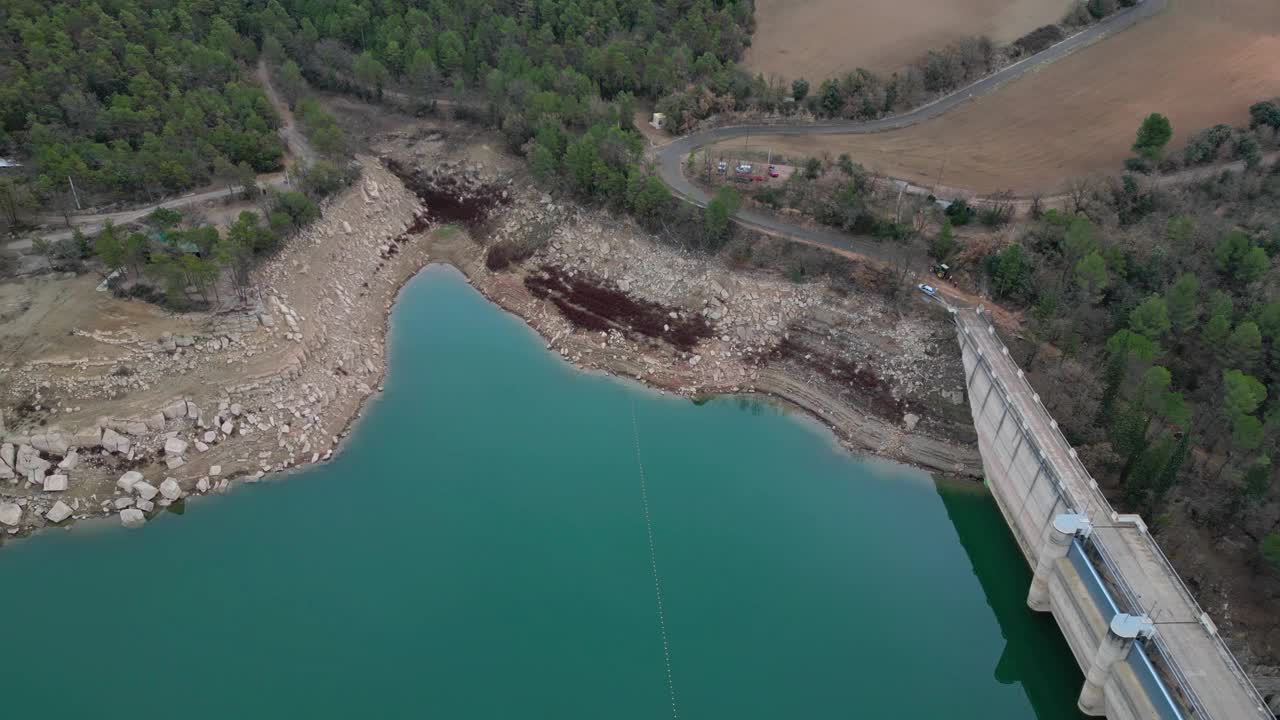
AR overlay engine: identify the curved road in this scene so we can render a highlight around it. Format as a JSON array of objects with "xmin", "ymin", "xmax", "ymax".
[{"xmin": 654, "ymin": 0, "xmax": 1166, "ymax": 262}]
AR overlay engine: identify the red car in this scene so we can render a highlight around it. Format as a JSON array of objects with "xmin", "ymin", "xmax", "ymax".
[{"xmin": 768, "ymin": 165, "xmax": 779, "ymax": 178}]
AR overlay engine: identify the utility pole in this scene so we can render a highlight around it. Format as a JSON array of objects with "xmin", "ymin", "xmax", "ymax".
[{"xmin": 67, "ymin": 175, "xmax": 81, "ymax": 211}]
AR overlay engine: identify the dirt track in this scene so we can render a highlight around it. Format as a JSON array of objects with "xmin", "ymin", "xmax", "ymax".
[{"xmin": 745, "ymin": 0, "xmax": 1075, "ymax": 77}]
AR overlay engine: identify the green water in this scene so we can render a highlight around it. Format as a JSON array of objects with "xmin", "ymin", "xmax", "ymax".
[{"xmin": 0, "ymin": 266, "xmax": 1082, "ymax": 719}]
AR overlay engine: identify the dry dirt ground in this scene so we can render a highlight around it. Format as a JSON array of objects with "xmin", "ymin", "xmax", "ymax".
[
  {"xmin": 744, "ymin": 0, "xmax": 1076, "ymax": 78},
  {"xmin": 731, "ymin": 0, "xmax": 1280, "ymax": 194}
]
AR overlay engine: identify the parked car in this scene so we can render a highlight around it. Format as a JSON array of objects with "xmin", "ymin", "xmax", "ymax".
[
  {"xmin": 768, "ymin": 165, "xmax": 779, "ymax": 178},
  {"xmin": 917, "ymin": 284, "xmax": 938, "ymax": 297},
  {"xmin": 717, "ymin": 161, "xmax": 728, "ymax": 174},
  {"xmin": 736, "ymin": 163, "xmax": 753, "ymax": 173}
]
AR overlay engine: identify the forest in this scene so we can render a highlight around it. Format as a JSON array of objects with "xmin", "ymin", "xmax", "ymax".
[
  {"xmin": 968, "ymin": 108, "xmax": 1280, "ymax": 568},
  {"xmin": 2, "ymin": 0, "xmax": 756, "ymax": 246},
  {"xmin": 0, "ymin": 0, "xmax": 287, "ymax": 208}
]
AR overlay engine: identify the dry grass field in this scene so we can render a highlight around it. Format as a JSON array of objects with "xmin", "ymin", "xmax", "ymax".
[
  {"xmin": 729, "ymin": 0, "xmax": 1280, "ymax": 195},
  {"xmin": 743, "ymin": 0, "xmax": 1077, "ymax": 79}
]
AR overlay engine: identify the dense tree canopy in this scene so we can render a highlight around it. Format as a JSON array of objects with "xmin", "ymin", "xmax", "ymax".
[{"xmin": 2, "ymin": 0, "xmax": 285, "ymax": 203}]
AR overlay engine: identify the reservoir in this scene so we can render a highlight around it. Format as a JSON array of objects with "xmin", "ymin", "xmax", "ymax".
[{"xmin": 0, "ymin": 266, "xmax": 1082, "ymax": 718}]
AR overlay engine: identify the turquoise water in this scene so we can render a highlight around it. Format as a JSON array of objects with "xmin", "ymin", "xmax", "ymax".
[{"xmin": 0, "ymin": 266, "xmax": 1082, "ymax": 718}]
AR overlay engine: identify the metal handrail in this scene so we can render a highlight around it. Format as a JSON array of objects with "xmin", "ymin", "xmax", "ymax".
[{"xmin": 963, "ymin": 307, "xmax": 1271, "ymax": 717}]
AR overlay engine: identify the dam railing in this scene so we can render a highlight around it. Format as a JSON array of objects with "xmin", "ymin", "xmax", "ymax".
[{"xmin": 957, "ymin": 307, "xmax": 1270, "ymax": 720}]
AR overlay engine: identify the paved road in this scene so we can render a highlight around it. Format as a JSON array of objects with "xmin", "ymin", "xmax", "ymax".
[{"xmin": 654, "ymin": 0, "xmax": 1167, "ymax": 262}]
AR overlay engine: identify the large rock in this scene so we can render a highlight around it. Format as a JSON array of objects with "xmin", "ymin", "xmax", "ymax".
[
  {"xmin": 133, "ymin": 481, "xmax": 159, "ymax": 501},
  {"xmin": 124, "ymin": 421, "xmax": 149, "ymax": 437},
  {"xmin": 15, "ymin": 444, "xmax": 50, "ymax": 480},
  {"xmin": 119, "ymin": 508, "xmax": 146, "ymax": 528},
  {"xmin": 159, "ymin": 478, "xmax": 182, "ymax": 500},
  {"xmin": 0, "ymin": 502, "xmax": 21, "ymax": 526},
  {"xmin": 71, "ymin": 425, "xmax": 102, "ymax": 449},
  {"xmin": 43, "ymin": 474, "xmax": 68, "ymax": 492},
  {"xmin": 164, "ymin": 438, "xmax": 188, "ymax": 456},
  {"xmin": 144, "ymin": 413, "xmax": 166, "ymax": 431},
  {"xmin": 29, "ymin": 430, "xmax": 70, "ymax": 455},
  {"xmin": 0, "ymin": 443, "xmax": 13, "ymax": 479},
  {"xmin": 161, "ymin": 400, "xmax": 188, "ymax": 420},
  {"xmin": 101, "ymin": 428, "xmax": 131, "ymax": 454},
  {"xmin": 135, "ymin": 499, "xmax": 154, "ymax": 512},
  {"xmin": 185, "ymin": 401, "xmax": 200, "ymax": 419},
  {"xmin": 45, "ymin": 501, "xmax": 73, "ymax": 523},
  {"xmin": 57, "ymin": 449, "xmax": 79, "ymax": 470},
  {"xmin": 116, "ymin": 471, "xmax": 144, "ymax": 492}
]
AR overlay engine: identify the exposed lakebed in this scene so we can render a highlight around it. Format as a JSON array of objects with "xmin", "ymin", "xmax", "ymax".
[{"xmin": 0, "ymin": 266, "xmax": 1082, "ymax": 719}]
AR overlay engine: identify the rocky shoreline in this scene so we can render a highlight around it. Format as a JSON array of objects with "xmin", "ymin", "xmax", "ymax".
[{"xmin": 0, "ymin": 152, "xmax": 978, "ymax": 541}]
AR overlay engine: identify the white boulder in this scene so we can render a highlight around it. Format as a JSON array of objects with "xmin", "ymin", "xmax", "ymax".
[
  {"xmin": 135, "ymin": 499, "xmax": 154, "ymax": 512},
  {"xmin": 113, "ymin": 497, "xmax": 134, "ymax": 510},
  {"xmin": 101, "ymin": 428, "xmax": 131, "ymax": 454},
  {"xmin": 133, "ymin": 482, "xmax": 159, "ymax": 501},
  {"xmin": 57, "ymin": 449, "xmax": 79, "ymax": 469},
  {"xmin": 162, "ymin": 400, "xmax": 188, "ymax": 420},
  {"xmin": 159, "ymin": 478, "xmax": 182, "ymax": 500},
  {"xmin": 30, "ymin": 430, "xmax": 70, "ymax": 455},
  {"xmin": 116, "ymin": 471, "xmax": 144, "ymax": 492},
  {"xmin": 45, "ymin": 501, "xmax": 73, "ymax": 523},
  {"xmin": 164, "ymin": 437, "xmax": 188, "ymax": 456},
  {"xmin": 71, "ymin": 426, "xmax": 102, "ymax": 449},
  {"xmin": 15, "ymin": 444, "xmax": 49, "ymax": 479},
  {"xmin": 119, "ymin": 508, "xmax": 146, "ymax": 528},
  {"xmin": 43, "ymin": 474, "xmax": 69, "ymax": 492},
  {"xmin": 195, "ymin": 477, "xmax": 210, "ymax": 493},
  {"xmin": 0, "ymin": 502, "xmax": 21, "ymax": 526},
  {"xmin": 209, "ymin": 465, "xmax": 222, "ymax": 477},
  {"xmin": 0, "ymin": 443, "xmax": 14, "ymax": 479}
]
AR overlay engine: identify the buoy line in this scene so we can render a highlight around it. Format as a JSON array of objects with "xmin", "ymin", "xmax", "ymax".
[{"xmin": 630, "ymin": 400, "xmax": 680, "ymax": 719}]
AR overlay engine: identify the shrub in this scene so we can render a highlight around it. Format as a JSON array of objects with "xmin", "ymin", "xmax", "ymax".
[
  {"xmin": 945, "ymin": 198, "xmax": 975, "ymax": 225},
  {"xmin": 1087, "ymin": 0, "xmax": 1117, "ymax": 19},
  {"xmin": 1124, "ymin": 156, "xmax": 1153, "ymax": 174},
  {"xmin": 1013, "ymin": 25, "xmax": 1065, "ymax": 55}
]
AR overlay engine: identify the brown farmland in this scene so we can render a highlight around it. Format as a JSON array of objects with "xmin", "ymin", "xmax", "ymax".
[
  {"xmin": 730, "ymin": 0, "xmax": 1280, "ymax": 194},
  {"xmin": 743, "ymin": 0, "xmax": 1076, "ymax": 79}
]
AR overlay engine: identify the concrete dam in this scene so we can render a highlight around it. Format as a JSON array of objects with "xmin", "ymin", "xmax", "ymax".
[{"xmin": 954, "ymin": 307, "xmax": 1271, "ymax": 720}]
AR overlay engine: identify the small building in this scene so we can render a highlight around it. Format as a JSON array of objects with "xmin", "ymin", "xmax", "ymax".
[{"xmin": 649, "ymin": 112, "xmax": 666, "ymax": 130}]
